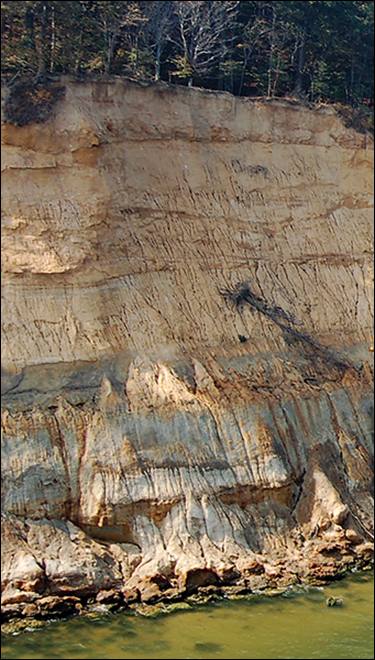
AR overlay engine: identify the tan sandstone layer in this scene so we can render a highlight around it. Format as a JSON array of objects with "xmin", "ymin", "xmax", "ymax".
[{"xmin": 1, "ymin": 77, "xmax": 374, "ymax": 624}]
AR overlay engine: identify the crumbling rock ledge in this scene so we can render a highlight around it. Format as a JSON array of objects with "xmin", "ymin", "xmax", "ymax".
[{"xmin": 1, "ymin": 77, "xmax": 374, "ymax": 627}]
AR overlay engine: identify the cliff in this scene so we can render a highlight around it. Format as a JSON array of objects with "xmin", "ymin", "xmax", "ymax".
[{"xmin": 1, "ymin": 77, "xmax": 374, "ymax": 622}]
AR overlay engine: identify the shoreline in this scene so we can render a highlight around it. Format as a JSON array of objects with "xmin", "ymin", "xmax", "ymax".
[{"xmin": 2, "ymin": 551, "xmax": 373, "ymax": 635}]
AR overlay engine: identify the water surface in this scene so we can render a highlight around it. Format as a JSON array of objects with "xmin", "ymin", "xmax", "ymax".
[{"xmin": 2, "ymin": 570, "xmax": 373, "ymax": 660}]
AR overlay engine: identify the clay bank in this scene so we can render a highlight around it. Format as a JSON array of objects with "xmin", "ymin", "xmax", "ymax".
[{"xmin": 1, "ymin": 77, "xmax": 374, "ymax": 627}]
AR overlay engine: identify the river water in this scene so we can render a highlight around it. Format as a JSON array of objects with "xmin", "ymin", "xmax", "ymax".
[{"xmin": 2, "ymin": 570, "xmax": 373, "ymax": 660}]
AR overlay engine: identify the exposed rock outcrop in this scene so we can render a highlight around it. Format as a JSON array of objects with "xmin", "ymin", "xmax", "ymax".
[{"xmin": 1, "ymin": 77, "xmax": 373, "ymax": 622}]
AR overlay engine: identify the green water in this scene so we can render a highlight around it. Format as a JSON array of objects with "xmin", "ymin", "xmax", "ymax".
[{"xmin": 2, "ymin": 571, "xmax": 373, "ymax": 660}]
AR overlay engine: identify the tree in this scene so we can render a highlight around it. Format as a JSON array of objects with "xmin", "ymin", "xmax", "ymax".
[
  {"xmin": 235, "ymin": 3, "xmax": 269, "ymax": 96},
  {"xmin": 1, "ymin": 0, "xmax": 373, "ymax": 115},
  {"xmin": 94, "ymin": 1, "xmax": 144, "ymax": 74},
  {"xmin": 141, "ymin": 1, "xmax": 177, "ymax": 81},
  {"xmin": 1, "ymin": 1, "xmax": 101, "ymax": 76},
  {"xmin": 172, "ymin": 0, "xmax": 239, "ymax": 86}
]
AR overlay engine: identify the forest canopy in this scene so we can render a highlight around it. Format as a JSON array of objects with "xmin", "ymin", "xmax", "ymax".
[{"xmin": 1, "ymin": 0, "xmax": 374, "ymax": 109}]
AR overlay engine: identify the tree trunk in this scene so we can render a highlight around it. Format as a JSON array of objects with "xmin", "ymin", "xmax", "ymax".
[
  {"xmin": 25, "ymin": 7, "xmax": 36, "ymax": 52},
  {"xmin": 50, "ymin": 4, "xmax": 56, "ymax": 73},
  {"xmin": 106, "ymin": 34, "xmax": 115, "ymax": 74},
  {"xmin": 294, "ymin": 30, "xmax": 306, "ymax": 97},
  {"xmin": 267, "ymin": 6, "xmax": 276, "ymax": 98},
  {"xmin": 36, "ymin": 3, "xmax": 49, "ymax": 81},
  {"xmin": 154, "ymin": 43, "xmax": 161, "ymax": 81}
]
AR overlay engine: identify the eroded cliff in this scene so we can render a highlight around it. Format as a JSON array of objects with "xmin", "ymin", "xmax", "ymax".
[{"xmin": 1, "ymin": 78, "xmax": 374, "ymax": 622}]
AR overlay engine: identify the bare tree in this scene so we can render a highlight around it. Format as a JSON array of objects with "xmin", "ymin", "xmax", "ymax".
[
  {"xmin": 173, "ymin": 0, "xmax": 239, "ymax": 86},
  {"xmin": 141, "ymin": 1, "xmax": 177, "ymax": 81}
]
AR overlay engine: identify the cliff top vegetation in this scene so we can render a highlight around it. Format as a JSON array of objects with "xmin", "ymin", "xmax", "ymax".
[{"xmin": 1, "ymin": 1, "xmax": 374, "ymax": 133}]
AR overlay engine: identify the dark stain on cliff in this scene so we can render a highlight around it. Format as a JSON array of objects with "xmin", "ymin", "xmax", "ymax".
[{"xmin": 3, "ymin": 76, "xmax": 65, "ymax": 126}]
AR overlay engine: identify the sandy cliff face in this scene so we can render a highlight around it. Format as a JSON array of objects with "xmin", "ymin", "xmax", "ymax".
[{"xmin": 1, "ymin": 78, "xmax": 374, "ymax": 619}]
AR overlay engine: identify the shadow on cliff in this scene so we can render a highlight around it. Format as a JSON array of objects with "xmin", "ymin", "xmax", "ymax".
[
  {"xmin": 2, "ymin": 75, "xmax": 65, "ymax": 126},
  {"xmin": 220, "ymin": 281, "xmax": 354, "ymax": 379}
]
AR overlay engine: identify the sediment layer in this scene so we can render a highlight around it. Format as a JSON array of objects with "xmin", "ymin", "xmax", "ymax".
[{"xmin": 1, "ymin": 78, "xmax": 374, "ymax": 624}]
